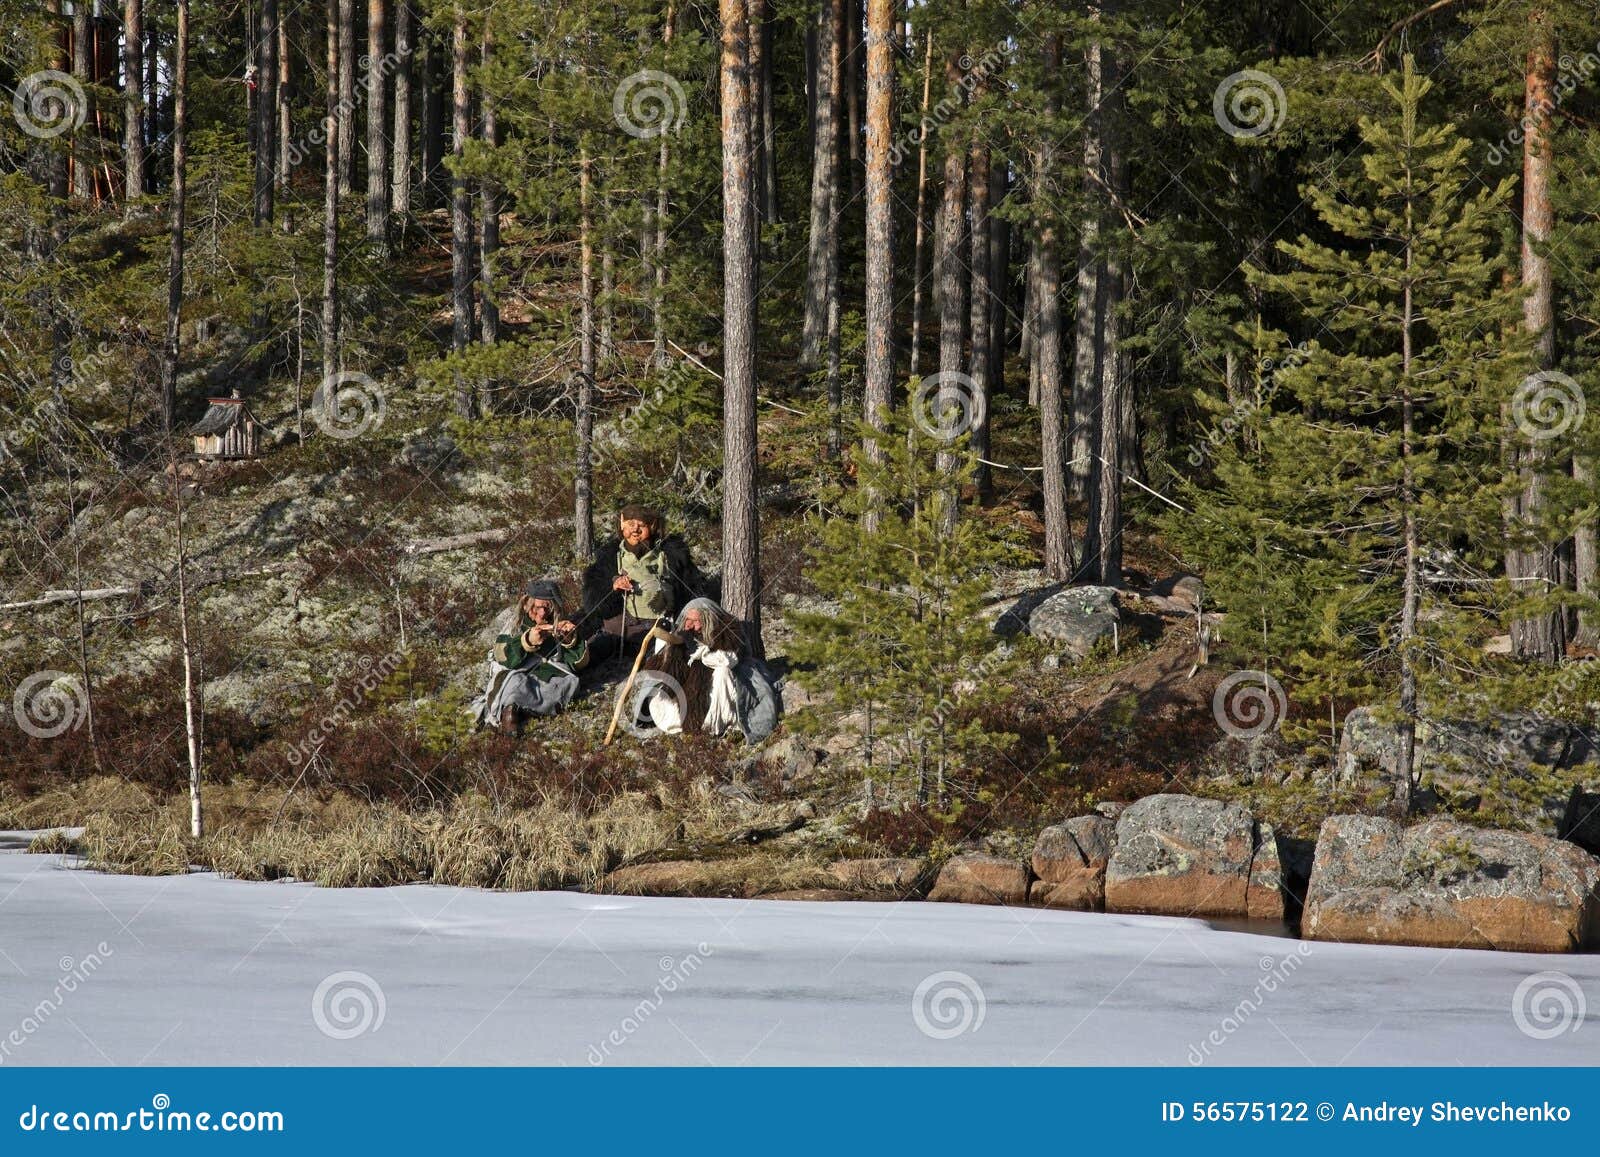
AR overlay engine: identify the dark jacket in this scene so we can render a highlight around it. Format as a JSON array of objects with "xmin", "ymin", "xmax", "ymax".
[{"xmin": 581, "ymin": 535, "xmax": 713, "ymax": 627}]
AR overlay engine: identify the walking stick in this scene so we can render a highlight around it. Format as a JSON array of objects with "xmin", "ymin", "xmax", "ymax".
[{"xmin": 604, "ymin": 619, "xmax": 678, "ymax": 746}]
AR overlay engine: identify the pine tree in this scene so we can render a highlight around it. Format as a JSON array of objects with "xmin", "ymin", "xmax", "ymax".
[
  {"xmin": 1170, "ymin": 56, "xmax": 1525, "ymax": 789},
  {"xmin": 789, "ymin": 415, "xmax": 1028, "ymax": 803}
]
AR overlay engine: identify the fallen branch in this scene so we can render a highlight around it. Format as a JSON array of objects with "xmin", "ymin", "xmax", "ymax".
[
  {"xmin": 0, "ymin": 562, "xmax": 294, "ymax": 612},
  {"xmin": 400, "ymin": 526, "xmax": 518, "ymax": 556}
]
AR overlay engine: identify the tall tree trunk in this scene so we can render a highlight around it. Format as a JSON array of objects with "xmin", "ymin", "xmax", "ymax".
[
  {"xmin": 968, "ymin": 137, "xmax": 992, "ymax": 502},
  {"xmin": 1036, "ymin": 34, "xmax": 1070, "ymax": 581},
  {"xmin": 254, "ymin": 0, "xmax": 278, "ymax": 226},
  {"xmin": 843, "ymin": 0, "xmax": 861, "ymax": 197},
  {"xmin": 163, "ymin": 0, "xmax": 202, "ymax": 842},
  {"xmin": 158, "ymin": 0, "xmax": 189, "ymax": 430},
  {"xmin": 1081, "ymin": 34, "xmax": 1125, "ymax": 586},
  {"xmin": 576, "ymin": 147, "xmax": 595, "ymax": 561},
  {"xmin": 71, "ymin": 1, "xmax": 92, "ymax": 200},
  {"xmin": 932, "ymin": 46, "xmax": 968, "ymax": 535},
  {"xmin": 988, "ymin": 156, "xmax": 1009, "ymax": 406},
  {"xmin": 276, "ymin": 14, "xmax": 292, "ymax": 193},
  {"xmin": 652, "ymin": 4, "xmax": 676, "ymax": 370},
  {"xmin": 758, "ymin": 0, "xmax": 778, "ymax": 223},
  {"xmin": 479, "ymin": 29, "xmax": 499, "ymax": 359},
  {"xmin": 123, "ymin": 0, "xmax": 145, "ymax": 210},
  {"xmin": 906, "ymin": 31, "xmax": 933, "ymax": 379},
  {"xmin": 748, "ymin": 0, "xmax": 768, "ymax": 228},
  {"xmin": 799, "ymin": 0, "xmax": 841, "ymax": 366},
  {"xmin": 338, "ymin": 0, "xmax": 356, "ymax": 195},
  {"xmin": 391, "ymin": 1, "xmax": 413, "ymax": 218},
  {"xmin": 420, "ymin": 30, "xmax": 444, "ymax": 208},
  {"xmin": 861, "ymin": 0, "xmax": 895, "ymax": 501},
  {"xmin": 366, "ymin": 0, "xmax": 389, "ymax": 246},
  {"xmin": 1508, "ymin": 8, "xmax": 1565, "ymax": 664},
  {"xmin": 1068, "ymin": 21, "xmax": 1105, "ymax": 500},
  {"xmin": 449, "ymin": 3, "xmax": 475, "ymax": 417},
  {"xmin": 599, "ymin": 199, "xmax": 615, "ymax": 363},
  {"xmin": 322, "ymin": 0, "xmax": 341, "ymax": 382},
  {"xmin": 720, "ymin": 0, "xmax": 762, "ymax": 653}
]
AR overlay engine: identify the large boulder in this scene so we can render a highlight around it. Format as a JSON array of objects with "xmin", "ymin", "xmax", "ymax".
[
  {"xmin": 928, "ymin": 853, "xmax": 1029, "ymax": 906},
  {"xmin": 1104, "ymin": 794, "xmax": 1284, "ymax": 922},
  {"xmin": 828, "ymin": 857, "xmax": 931, "ymax": 896},
  {"xmin": 1335, "ymin": 706, "xmax": 1595, "ymax": 814},
  {"xmin": 1025, "ymin": 586, "xmax": 1121, "ymax": 659},
  {"xmin": 1303, "ymin": 815, "xmax": 1600, "ymax": 953},
  {"xmin": 1030, "ymin": 816, "xmax": 1116, "ymax": 910}
]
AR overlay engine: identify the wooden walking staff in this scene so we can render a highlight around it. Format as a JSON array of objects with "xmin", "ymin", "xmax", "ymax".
[{"xmin": 604, "ymin": 617, "xmax": 681, "ymax": 746}]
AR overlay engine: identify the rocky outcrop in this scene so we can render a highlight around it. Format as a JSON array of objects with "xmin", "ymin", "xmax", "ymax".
[
  {"xmin": 1029, "ymin": 816, "xmax": 1115, "ymax": 910},
  {"xmin": 828, "ymin": 857, "xmax": 932, "ymax": 896},
  {"xmin": 1025, "ymin": 586, "xmax": 1120, "ymax": 659},
  {"xmin": 928, "ymin": 853, "xmax": 1029, "ymax": 906},
  {"xmin": 1303, "ymin": 815, "xmax": 1600, "ymax": 953},
  {"xmin": 1334, "ymin": 706, "xmax": 1597, "ymax": 814},
  {"xmin": 1104, "ymin": 794, "xmax": 1284, "ymax": 922}
]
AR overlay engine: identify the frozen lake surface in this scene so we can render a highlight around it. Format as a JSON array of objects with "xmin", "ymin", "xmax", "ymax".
[{"xmin": 0, "ymin": 847, "xmax": 1594, "ymax": 1066}]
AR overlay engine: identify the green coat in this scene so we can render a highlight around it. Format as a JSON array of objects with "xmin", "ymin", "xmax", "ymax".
[{"xmin": 493, "ymin": 610, "xmax": 589, "ymax": 678}]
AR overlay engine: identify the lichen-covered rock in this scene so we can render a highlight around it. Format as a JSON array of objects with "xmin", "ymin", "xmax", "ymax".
[
  {"xmin": 1029, "ymin": 816, "xmax": 1115, "ymax": 910},
  {"xmin": 1104, "ymin": 794, "xmax": 1283, "ymax": 921},
  {"xmin": 1025, "ymin": 586, "xmax": 1120, "ymax": 659},
  {"xmin": 827, "ymin": 857, "xmax": 931, "ymax": 896},
  {"xmin": 928, "ymin": 853, "xmax": 1029, "ymax": 906},
  {"xmin": 1334, "ymin": 706, "xmax": 1595, "ymax": 815},
  {"xmin": 1303, "ymin": 815, "xmax": 1600, "ymax": 953}
]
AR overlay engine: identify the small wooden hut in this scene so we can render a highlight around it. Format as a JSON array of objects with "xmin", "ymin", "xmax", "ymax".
[{"xmin": 190, "ymin": 390, "xmax": 262, "ymax": 459}]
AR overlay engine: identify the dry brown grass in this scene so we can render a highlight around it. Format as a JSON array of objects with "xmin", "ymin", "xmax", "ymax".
[{"xmin": 11, "ymin": 775, "xmax": 812, "ymax": 894}]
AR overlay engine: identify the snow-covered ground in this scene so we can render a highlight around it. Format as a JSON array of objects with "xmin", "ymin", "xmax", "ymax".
[{"xmin": 0, "ymin": 846, "xmax": 1594, "ymax": 1066}]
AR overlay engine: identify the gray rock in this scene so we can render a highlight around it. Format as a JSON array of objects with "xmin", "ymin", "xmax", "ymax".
[
  {"xmin": 928, "ymin": 853, "xmax": 1029, "ymax": 906},
  {"xmin": 398, "ymin": 431, "xmax": 460, "ymax": 475},
  {"xmin": 1030, "ymin": 816, "xmax": 1116, "ymax": 910},
  {"xmin": 1105, "ymin": 794, "xmax": 1283, "ymax": 921},
  {"xmin": 1304, "ymin": 815, "xmax": 1600, "ymax": 953},
  {"xmin": 1026, "ymin": 585, "xmax": 1121, "ymax": 659},
  {"xmin": 1335, "ymin": 706, "xmax": 1594, "ymax": 815}
]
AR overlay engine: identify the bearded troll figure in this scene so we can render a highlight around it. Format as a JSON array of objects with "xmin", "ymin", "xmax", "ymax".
[
  {"xmin": 580, "ymin": 504, "xmax": 711, "ymax": 669},
  {"xmin": 626, "ymin": 599, "xmax": 781, "ymax": 744},
  {"xmin": 470, "ymin": 579, "xmax": 589, "ymax": 736}
]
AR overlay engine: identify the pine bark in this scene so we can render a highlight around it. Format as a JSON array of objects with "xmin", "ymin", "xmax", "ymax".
[
  {"xmin": 158, "ymin": 0, "xmax": 189, "ymax": 430},
  {"xmin": 123, "ymin": 0, "xmax": 145, "ymax": 209},
  {"xmin": 799, "ymin": 0, "xmax": 842, "ymax": 366},
  {"xmin": 276, "ymin": 15, "xmax": 292, "ymax": 193},
  {"xmin": 338, "ymin": 0, "xmax": 357, "ymax": 195},
  {"xmin": 1068, "ymin": 24, "xmax": 1104, "ymax": 500},
  {"xmin": 968, "ymin": 138, "xmax": 993, "ymax": 501},
  {"xmin": 366, "ymin": 0, "xmax": 389, "ymax": 246},
  {"xmin": 420, "ymin": 31, "xmax": 444, "ymax": 208},
  {"xmin": 720, "ymin": 0, "xmax": 763, "ymax": 652},
  {"xmin": 253, "ymin": 0, "xmax": 277, "ymax": 226},
  {"xmin": 652, "ymin": 5, "xmax": 676, "ymax": 370},
  {"xmin": 391, "ymin": 1, "xmax": 413, "ymax": 217},
  {"xmin": 861, "ymin": 0, "xmax": 895, "ymax": 482},
  {"xmin": 907, "ymin": 31, "xmax": 933, "ymax": 379},
  {"xmin": 1036, "ymin": 34, "xmax": 1070, "ymax": 580},
  {"xmin": 1507, "ymin": 9, "xmax": 1565, "ymax": 664},
  {"xmin": 449, "ymin": 3, "xmax": 476, "ymax": 418},
  {"xmin": 932, "ymin": 46, "xmax": 968, "ymax": 534},
  {"xmin": 479, "ymin": 29, "xmax": 499, "ymax": 354},
  {"xmin": 71, "ymin": 1, "xmax": 92, "ymax": 200},
  {"xmin": 322, "ymin": 0, "xmax": 342, "ymax": 383},
  {"xmin": 576, "ymin": 148, "xmax": 596, "ymax": 561}
]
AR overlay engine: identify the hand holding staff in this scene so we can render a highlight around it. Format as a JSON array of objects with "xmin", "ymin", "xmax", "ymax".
[{"xmin": 603, "ymin": 618, "xmax": 682, "ymax": 746}]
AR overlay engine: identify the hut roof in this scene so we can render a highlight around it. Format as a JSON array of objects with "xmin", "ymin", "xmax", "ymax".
[{"xmin": 190, "ymin": 396, "xmax": 253, "ymax": 437}]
